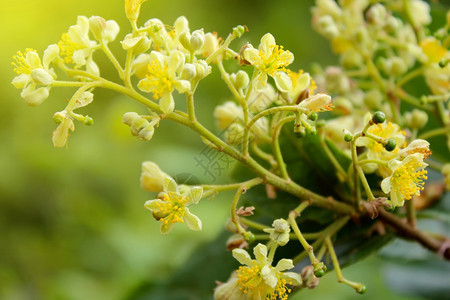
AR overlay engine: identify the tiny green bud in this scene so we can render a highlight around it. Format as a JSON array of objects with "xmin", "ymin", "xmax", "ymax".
[
  {"xmin": 308, "ymin": 126, "xmax": 317, "ymax": 135},
  {"xmin": 53, "ymin": 113, "xmax": 64, "ymax": 124},
  {"xmin": 384, "ymin": 139, "xmax": 396, "ymax": 151},
  {"xmin": 313, "ymin": 262, "xmax": 327, "ymax": 277},
  {"xmin": 243, "ymin": 231, "xmax": 255, "ymax": 243},
  {"xmin": 308, "ymin": 112, "xmax": 318, "ymax": 121},
  {"xmin": 294, "ymin": 126, "xmax": 306, "ymax": 138},
  {"xmin": 357, "ymin": 285, "xmax": 367, "ymax": 294},
  {"xmin": 233, "ymin": 25, "xmax": 245, "ymax": 38},
  {"xmin": 372, "ymin": 111, "xmax": 386, "ymax": 124},
  {"xmin": 83, "ymin": 116, "xmax": 94, "ymax": 126},
  {"xmin": 344, "ymin": 131, "xmax": 354, "ymax": 142}
]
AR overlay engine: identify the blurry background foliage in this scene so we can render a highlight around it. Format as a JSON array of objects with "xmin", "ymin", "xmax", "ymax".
[{"xmin": 0, "ymin": 0, "xmax": 447, "ymax": 299}]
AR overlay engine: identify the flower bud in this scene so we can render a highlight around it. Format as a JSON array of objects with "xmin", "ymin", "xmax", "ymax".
[
  {"xmin": 194, "ymin": 60, "xmax": 211, "ymax": 80},
  {"xmin": 340, "ymin": 49, "xmax": 363, "ymax": 69},
  {"xmin": 181, "ymin": 63, "xmax": 196, "ymax": 81},
  {"xmin": 214, "ymin": 101, "xmax": 243, "ymax": 130},
  {"xmin": 263, "ymin": 218, "xmax": 290, "ymax": 246},
  {"xmin": 343, "ymin": 130, "xmax": 353, "ymax": 142},
  {"xmin": 139, "ymin": 123, "xmax": 155, "ymax": 141},
  {"xmin": 299, "ymin": 93, "xmax": 332, "ymax": 112},
  {"xmin": 200, "ymin": 32, "xmax": 219, "ymax": 58},
  {"xmin": 225, "ymin": 123, "xmax": 244, "ymax": 145},
  {"xmin": 234, "ymin": 70, "xmax": 250, "ymax": 90},
  {"xmin": 411, "ymin": 109, "xmax": 428, "ymax": 129},
  {"xmin": 30, "ymin": 69, "xmax": 53, "ymax": 85},
  {"xmin": 179, "ymin": 31, "xmax": 192, "ymax": 51},
  {"xmin": 190, "ymin": 29, "xmax": 205, "ymax": 51},
  {"xmin": 122, "ymin": 112, "xmax": 140, "ymax": 126},
  {"xmin": 89, "ymin": 16, "xmax": 106, "ymax": 41},
  {"xmin": 232, "ymin": 25, "xmax": 245, "ymax": 38},
  {"xmin": 316, "ymin": 15, "xmax": 339, "ymax": 39},
  {"xmin": 140, "ymin": 161, "xmax": 170, "ymax": 192},
  {"xmin": 409, "ymin": 0, "xmax": 431, "ymax": 25},
  {"xmin": 174, "ymin": 16, "xmax": 189, "ymax": 35},
  {"xmin": 366, "ymin": 3, "xmax": 387, "ymax": 26},
  {"xmin": 364, "ymin": 89, "xmax": 383, "ymax": 109}
]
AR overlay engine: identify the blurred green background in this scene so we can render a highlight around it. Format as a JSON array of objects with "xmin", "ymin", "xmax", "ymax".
[{"xmin": 0, "ymin": 0, "xmax": 446, "ymax": 299}]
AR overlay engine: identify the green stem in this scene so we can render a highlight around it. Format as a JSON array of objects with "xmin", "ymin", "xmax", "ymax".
[
  {"xmin": 231, "ymin": 178, "xmax": 264, "ymax": 235},
  {"xmin": 202, "ymin": 177, "xmax": 262, "ymax": 192},
  {"xmin": 101, "ymin": 43, "xmax": 125, "ymax": 79},
  {"xmin": 186, "ymin": 92, "xmax": 197, "ymax": 122},
  {"xmin": 406, "ymin": 199, "xmax": 417, "ymax": 228},
  {"xmin": 396, "ymin": 67, "xmax": 423, "ymax": 87},
  {"xmin": 319, "ymin": 133, "xmax": 347, "ymax": 181},
  {"xmin": 240, "ymin": 218, "xmax": 270, "ymax": 231},
  {"xmin": 293, "ymin": 216, "xmax": 350, "ymax": 264},
  {"xmin": 51, "ymin": 81, "xmax": 88, "ymax": 88},
  {"xmin": 124, "ymin": 49, "xmax": 134, "ymax": 88},
  {"xmin": 272, "ymin": 116, "xmax": 294, "ymax": 180},
  {"xmin": 251, "ymin": 142, "xmax": 277, "ymax": 167},
  {"xmin": 418, "ymin": 126, "xmax": 450, "ymax": 140},
  {"xmin": 324, "ymin": 237, "xmax": 366, "ymax": 294},
  {"xmin": 289, "ymin": 210, "xmax": 320, "ymax": 266}
]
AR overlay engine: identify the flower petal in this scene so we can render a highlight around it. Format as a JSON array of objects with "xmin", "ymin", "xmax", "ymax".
[
  {"xmin": 183, "ymin": 208, "xmax": 202, "ymax": 231},
  {"xmin": 273, "ymin": 71, "xmax": 292, "ymax": 93},
  {"xmin": 253, "ymin": 243, "xmax": 268, "ymax": 263},
  {"xmin": 259, "ymin": 33, "xmax": 276, "ymax": 55},
  {"xmin": 144, "ymin": 199, "xmax": 165, "ymax": 211},
  {"xmin": 281, "ymin": 272, "xmax": 302, "ymax": 286},
  {"xmin": 159, "ymin": 92, "xmax": 175, "ymax": 114},
  {"xmin": 232, "ymin": 248, "xmax": 253, "ymax": 266},
  {"xmin": 163, "ymin": 177, "xmax": 178, "ymax": 193},
  {"xmin": 275, "ymin": 258, "xmax": 294, "ymax": 272},
  {"xmin": 185, "ymin": 186, "xmax": 203, "ymax": 205},
  {"xmin": 381, "ymin": 177, "xmax": 391, "ymax": 193},
  {"xmin": 261, "ymin": 265, "xmax": 277, "ymax": 288}
]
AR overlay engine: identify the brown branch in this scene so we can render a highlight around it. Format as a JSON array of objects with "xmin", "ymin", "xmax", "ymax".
[{"xmin": 377, "ymin": 208, "xmax": 450, "ymax": 260}]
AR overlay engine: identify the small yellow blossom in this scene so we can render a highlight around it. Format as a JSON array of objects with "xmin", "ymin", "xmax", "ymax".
[
  {"xmin": 144, "ymin": 177, "xmax": 203, "ymax": 234},
  {"xmin": 137, "ymin": 50, "xmax": 191, "ymax": 114},
  {"xmin": 11, "ymin": 45, "xmax": 59, "ymax": 106},
  {"xmin": 214, "ymin": 243, "xmax": 302, "ymax": 300},
  {"xmin": 263, "ymin": 218, "xmax": 291, "ymax": 246},
  {"xmin": 381, "ymin": 153, "xmax": 428, "ymax": 207},
  {"xmin": 58, "ymin": 16, "xmax": 99, "ymax": 75},
  {"xmin": 140, "ymin": 161, "xmax": 172, "ymax": 193},
  {"xmin": 243, "ymin": 33, "xmax": 294, "ymax": 92}
]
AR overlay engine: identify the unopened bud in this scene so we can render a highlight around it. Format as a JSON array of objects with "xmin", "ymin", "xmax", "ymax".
[
  {"xmin": 83, "ymin": 115, "xmax": 94, "ymax": 126},
  {"xmin": 344, "ymin": 130, "xmax": 353, "ymax": 142},
  {"xmin": 190, "ymin": 29, "xmax": 205, "ymax": 51},
  {"xmin": 372, "ymin": 111, "xmax": 386, "ymax": 124},
  {"xmin": 232, "ymin": 25, "xmax": 246, "ymax": 38},
  {"xmin": 384, "ymin": 139, "xmax": 396, "ymax": 151},
  {"xmin": 89, "ymin": 16, "xmax": 106, "ymax": 41},
  {"xmin": 181, "ymin": 63, "xmax": 196, "ymax": 80},
  {"xmin": 235, "ymin": 70, "xmax": 249, "ymax": 90}
]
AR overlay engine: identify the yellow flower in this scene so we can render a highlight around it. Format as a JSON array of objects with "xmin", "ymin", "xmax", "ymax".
[
  {"xmin": 137, "ymin": 50, "xmax": 191, "ymax": 113},
  {"xmin": 243, "ymin": 33, "xmax": 294, "ymax": 92},
  {"xmin": 11, "ymin": 45, "xmax": 59, "ymax": 106},
  {"xmin": 58, "ymin": 16, "xmax": 99, "ymax": 75},
  {"xmin": 214, "ymin": 244, "xmax": 302, "ymax": 300},
  {"xmin": 381, "ymin": 153, "xmax": 428, "ymax": 207},
  {"xmin": 144, "ymin": 177, "xmax": 203, "ymax": 234},
  {"xmin": 140, "ymin": 161, "xmax": 172, "ymax": 192}
]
